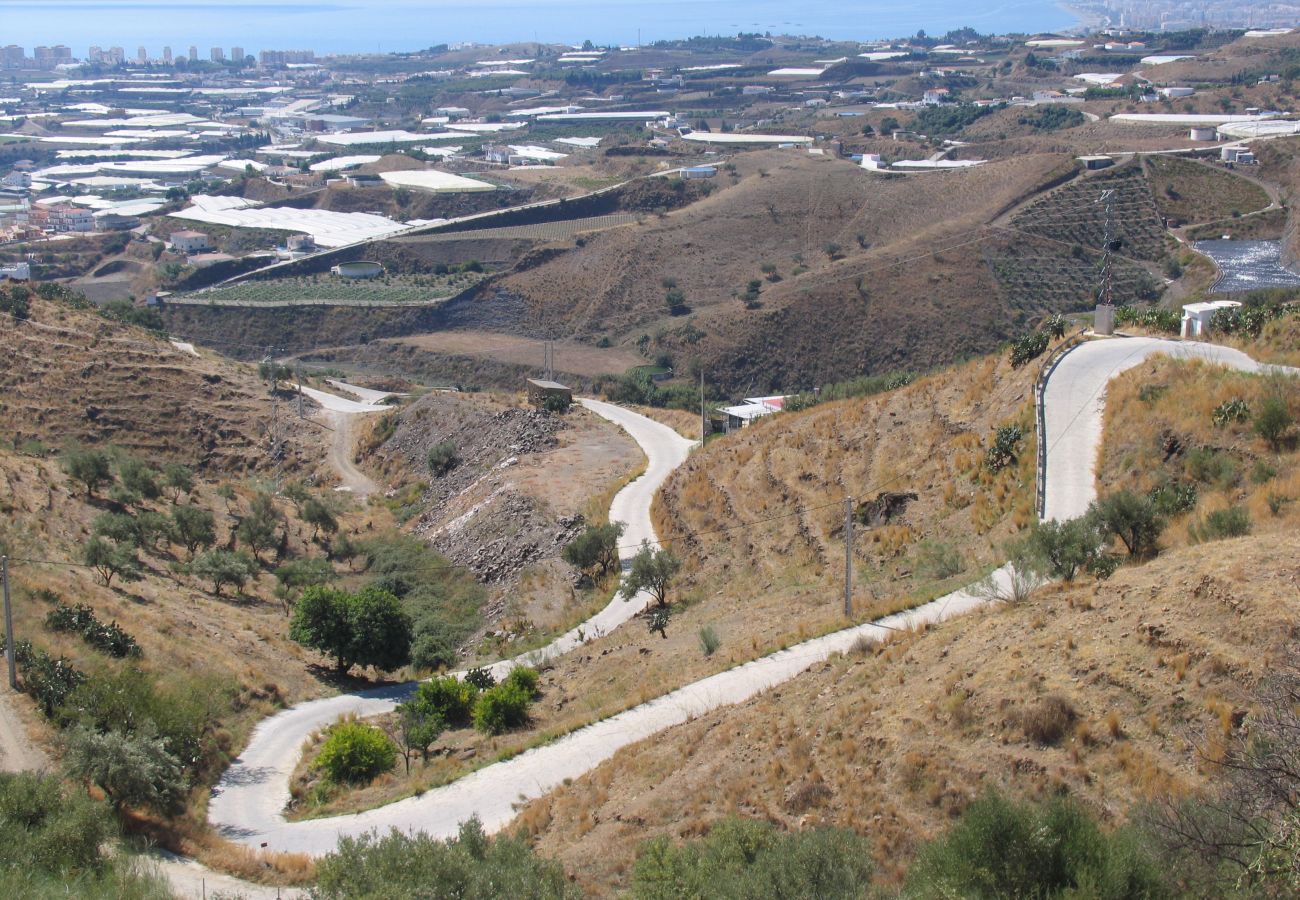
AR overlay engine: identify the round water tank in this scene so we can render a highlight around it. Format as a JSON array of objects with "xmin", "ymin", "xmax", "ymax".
[{"xmin": 331, "ymin": 261, "xmax": 383, "ymax": 279}]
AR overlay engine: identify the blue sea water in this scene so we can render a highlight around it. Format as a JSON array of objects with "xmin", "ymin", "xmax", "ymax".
[{"xmin": 2, "ymin": 0, "xmax": 1077, "ymax": 56}]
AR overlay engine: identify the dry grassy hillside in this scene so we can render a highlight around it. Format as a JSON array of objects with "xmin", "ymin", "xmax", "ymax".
[
  {"xmin": 3, "ymin": 296, "xmax": 322, "ymax": 474},
  {"xmin": 510, "ymin": 351, "xmax": 1300, "ymax": 893},
  {"xmin": 491, "ymin": 150, "xmax": 1078, "ymax": 390},
  {"xmin": 520, "ymin": 530, "xmax": 1300, "ymax": 892}
]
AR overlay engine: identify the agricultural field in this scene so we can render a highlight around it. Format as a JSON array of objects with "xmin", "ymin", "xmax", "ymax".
[
  {"xmin": 988, "ymin": 251, "xmax": 1162, "ymax": 310},
  {"xmin": 1145, "ymin": 156, "xmax": 1274, "ymax": 227},
  {"xmin": 175, "ymin": 271, "xmax": 488, "ymax": 307},
  {"xmin": 395, "ymin": 212, "xmax": 640, "ymax": 244},
  {"xmin": 1010, "ymin": 164, "xmax": 1168, "ymax": 261}
]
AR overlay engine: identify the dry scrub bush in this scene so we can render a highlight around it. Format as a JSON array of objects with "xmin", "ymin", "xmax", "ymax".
[{"xmin": 1021, "ymin": 695, "xmax": 1077, "ymax": 746}]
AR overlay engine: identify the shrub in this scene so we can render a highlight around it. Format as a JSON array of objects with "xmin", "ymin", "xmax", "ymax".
[
  {"xmin": 236, "ymin": 491, "xmax": 281, "ymax": 559},
  {"xmin": 1254, "ymin": 395, "xmax": 1294, "ymax": 451},
  {"xmin": 427, "ymin": 441, "xmax": 460, "ymax": 477},
  {"xmin": 698, "ymin": 625, "xmax": 722, "ymax": 657},
  {"xmin": 632, "ymin": 816, "xmax": 874, "ymax": 899},
  {"xmin": 664, "ymin": 288, "xmax": 687, "ymax": 314},
  {"xmin": 45, "ymin": 602, "xmax": 140, "ymax": 658},
  {"xmin": 116, "ymin": 457, "xmax": 160, "ymax": 503},
  {"xmin": 504, "ymin": 666, "xmax": 539, "ymax": 697},
  {"xmin": 1009, "ymin": 330, "xmax": 1050, "ymax": 367},
  {"xmin": 1149, "ymin": 481, "xmax": 1197, "ymax": 517},
  {"xmin": 316, "ymin": 721, "xmax": 396, "ymax": 784},
  {"xmin": 64, "ymin": 726, "xmax": 186, "ymax": 813},
  {"xmin": 985, "ymin": 424, "xmax": 1023, "ymax": 472},
  {"xmin": 0, "ymin": 770, "xmax": 114, "ymax": 876},
  {"xmin": 314, "ymin": 818, "xmax": 580, "ymax": 899},
  {"xmin": 1089, "ymin": 490, "xmax": 1164, "ymax": 558},
  {"xmin": 1021, "ymin": 695, "xmax": 1076, "ymax": 745},
  {"xmin": 1019, "ymin": 518, "xmax": 1103, "ymax": 582},
  {"xmin": 473, "ymin": 682, "xmax": 532, "ymax": 735},
  {"xmin": 302, "ymin": 496, "xmax": 339, "ymax": 541},
  {"xmin": 7, "ymin": 640, "xmax": 85, "ymax": 717},
  {"xmin": 1189, "ymin": 506, "xmax": 1251, "ymax": 543},
  {"xmin": 464, "ymin": 666, "xmax": 496, "ymax": 691},
  {"xmin": 410, "ymin": 676, "xmax": 477, "ymax": 728},
  {"xmin": 1211, "ymin": 398, "xmax": 1251, "ymax": 428},
  {"xmin": 915, "ymin": 540, "xmax": 965, "ymax": 580},
  {"xmin": 1184, "ymin": 448, "xmax": 1237, "ymax": 489},
  {"xmin": 905, "ymin": 791, "xmax": 1167, "ymax": 899}
]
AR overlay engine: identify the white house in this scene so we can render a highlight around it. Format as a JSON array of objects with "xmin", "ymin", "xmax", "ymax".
[
  {"xmin": 922, "ymin": 88, "xmax": 950, "ymax": 105},
  {"xmin": 1181, "ymin": 300, "xmax": 1240, "ymax": 338},
  {"xmin": 170, "ymin": 230, "xmax": 211, "ymax": 253}
]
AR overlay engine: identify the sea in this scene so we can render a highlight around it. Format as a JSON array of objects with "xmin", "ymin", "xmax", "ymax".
[{"xmin": 3, "ymin": 0, "xmax": 1078, "ymax": 57}]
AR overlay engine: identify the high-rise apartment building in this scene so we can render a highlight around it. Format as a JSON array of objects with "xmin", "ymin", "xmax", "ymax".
[
  {"xmin": 231, "ymin": 47, "xmax": 244, "ymax": 64},
  {"xmin": 211, "ymin": 47, "xmax": 224, "ymax": 62},
  {"xmin": 1, "ymin": 45, "xmax": 24, "ymax": 69},
  {"xmin": 163, "ymin": 46, "xmax": 172, "ymax": 63},
  {"xmin": 188, "ymin": 45, "xmax": 198, "ymax": 61}
]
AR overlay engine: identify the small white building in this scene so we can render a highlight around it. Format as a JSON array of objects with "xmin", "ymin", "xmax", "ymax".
[
  {"xmin": 1181, "ymin": 300, "xmax": 1240, "ymax": 338},
  {"xmin": 170, "ymin": 230, "xmax": 211, "ymax": 253},
  {"xmin": 922, "ymin": 88, "xmax": 950, "ymax": 105},
  {"xmin": 1158, "ymin": 86, "xmax": 1195, "ymax": 99},
  {"xmin": 719, "ymin": 395, "xmax": 787, "ymax": 431},
  {"xmin": 0, "ymin": 261, "xmax": 30, "ymax": 281}
]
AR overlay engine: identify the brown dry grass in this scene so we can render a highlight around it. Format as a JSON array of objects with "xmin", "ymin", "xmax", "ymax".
[
  {"xmin": 1098, "ymin": 357, "xmax": 1300, "ymax": 551},
  {"xmin": 516, "ymin": 531, "xmax": 1300, "ymax": 893}
]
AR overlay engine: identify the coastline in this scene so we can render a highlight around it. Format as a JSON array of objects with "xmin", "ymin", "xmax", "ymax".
[{"xmin": 1058, "ymin": 0, "xmax": 1109, "ymax": 35}]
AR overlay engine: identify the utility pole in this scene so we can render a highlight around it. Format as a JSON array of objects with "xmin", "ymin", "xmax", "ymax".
[
  {"xmin": 1097, "ymin": 189, "xmax": 1116, "ymax": 308},
  {"xmin": 843, "ymin": 498, "xmax": 853, "ymax": 618},
  {"xmin": 699, "ymin": 371, "xmax": 705, "ymax": 444},
  {"xmin": 3, "ymin": 556, "xmax": 15, "ymax": 690}
]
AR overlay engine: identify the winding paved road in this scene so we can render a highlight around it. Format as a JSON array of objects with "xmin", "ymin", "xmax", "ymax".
[
  {"xmin": 1042, "ymin": 337, "xmax": 1293, "ymax": 522},
  {"xmin": 209, "ymin": 338, "xmax": 1296, "ymax": 858},
  {"xmin": 207, "ymin": 398, "xmax": 693, "ymax": 854}
]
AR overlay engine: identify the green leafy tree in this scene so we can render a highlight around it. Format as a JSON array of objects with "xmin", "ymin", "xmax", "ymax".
[
  {"xmin": 92, "ymin": 512, "xmax": 140, "ymax": 547},
  {"xmin": 1019, "ymin": 518, "xmax": 1104, "ymax": 581},
  {"xmin": 116, "ymin": 457, "xmax": 161, "ymax": 503},
  {"xmin": 170, "ymin": 504, "xmax": 216, "ymax": 557},
  {"xmin": 273, "ymin": 557, "xmax": 336, "ymax": 613},
  {"xmin": 161, "ymin": 463, "xmax": 194, "ymax": 500},
  {"xmin": 289, "ymin": 586, "xmax": 412, "ymax": 675},
  {"xmin": 82, "ymin": 537, "xmax": 141, "ymax": 588},
  {"xmin": 314, "ymin": 818, "xmax": 580, "ymax": 900},
  {"xmin": 136, "ymin": 511, "xmax": 177, "ymax": 552},
  {"xmin": 64, "ymin": 727, "xmax": 186, "ymax": 813},
  {"xmin": 1089, "ymin": 490, "xmax": 1164, "ymax": 559},
  {"xmin": 302, "ymin": 496, "xmax": 339, "ymax": 541},
  {"xmin": 407, "ymin": 676, "xmax": 478, "ymax": 728},
  {"xmin": 190, "ymin": 549, "xmax": 259, "ymax": 596},
  {"xmin": 389, "ymin": 702, "xmax": 444, "ymax": 772},
  {"xmin": 236, "ymin": 492, "xmax": 281, "ymax": 560},
  {"xmin": 619, "ymin": 541, "xmax": 681, "ymax": 608},
  {"xmin": 562, "ymin": 521, "xmax": 626, "ymax": 578},
  {"xmin": 62, "ymin": 448, "xmax": 113, "ymax": 498}
]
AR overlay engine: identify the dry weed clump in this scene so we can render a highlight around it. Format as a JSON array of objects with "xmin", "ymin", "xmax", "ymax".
[{"xmin": 1020, "ymin": 695, "xmax": 1078, "ymax": 746}]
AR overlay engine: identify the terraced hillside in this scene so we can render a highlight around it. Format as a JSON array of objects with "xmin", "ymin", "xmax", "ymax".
[
  {"xmin": 1010, "ymin": 163, "xmax": 1168, "ymax": 262},
  {"xmin": 1, "ymin": 289, "xmax": 321, "ymax": 473}
]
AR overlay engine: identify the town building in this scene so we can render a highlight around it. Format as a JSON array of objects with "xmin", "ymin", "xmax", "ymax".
[
  {"xmin": 719, "ymin": 396, "xmax": 787, "ymax": 431},
  {"xmin": 1181, "ymin": 300, "xmax": 1240, "ymax": 338}
]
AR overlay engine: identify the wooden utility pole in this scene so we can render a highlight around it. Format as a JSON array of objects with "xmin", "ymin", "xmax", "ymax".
[
  {"xmin": 3, "ymin": 556, "xmax": 14, "ymax": 690},
  {"xmin": 843, "ymin": 498, "xmax": 853, "ymax": 618}
]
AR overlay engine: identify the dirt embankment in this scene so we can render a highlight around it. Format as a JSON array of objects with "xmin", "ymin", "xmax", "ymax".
[{"xmin": 363, "ymin": 392, "xmax": 641, "ymax": 631}]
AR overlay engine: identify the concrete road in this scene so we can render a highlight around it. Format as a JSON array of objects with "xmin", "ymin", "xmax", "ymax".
[
  {"xmin": 1041, "ymin": 337, "xmax": 1290, "ymax": 522},
  {"xmin": 207, "ymin": 399, "xmax": 693, "ymax": 855},
  {"xmin": 210, "ymin": 342, "xmax": 1295, "ymax": 858}
]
